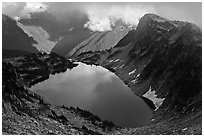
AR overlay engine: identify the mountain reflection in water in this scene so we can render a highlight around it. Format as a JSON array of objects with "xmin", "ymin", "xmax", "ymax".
[{"xmin": 30, "ymin": 62, "xmax": 152, "ymax": 127}]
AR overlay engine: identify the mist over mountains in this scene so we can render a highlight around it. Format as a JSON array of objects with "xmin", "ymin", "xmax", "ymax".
[{"xmin": 2, "ymin": 2, "xmax": 201, "ymax": 57}]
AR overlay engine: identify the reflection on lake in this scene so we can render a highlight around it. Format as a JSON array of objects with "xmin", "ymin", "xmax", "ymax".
[{"xmin": 30, "ymin": 62, "xmax": 152, "ymax": 127}]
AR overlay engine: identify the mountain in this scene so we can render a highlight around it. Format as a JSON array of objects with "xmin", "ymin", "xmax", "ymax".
[
  {"xmin": 51, "ymin": 28, "xmax": 92, "ymax": 56},
  {"xmin": 72, "ymin": 14, "xmax": 202, "ymax": 134},
  {"xmin": 17, "ymin": 12, "xmax": 131, "ymax": 57},
  {"xmin": 16, "ymin": 22, "xmax": 57, "ymax": 53},
  {"xmin": 2, "ymin": 13, "xmax": 202, "ymax": 135},
  {"xmin": 68, "ymin": 21, "xmax": 132, "ymax": 58},
  {"xmin": 2, "ymin": 49, "xmax": 31, "ymax": 59},
  {"xmin": 19, "ymin": 12, "xmax": 92, "ymax": 56},
  {"xmin": 2, "ymin": 14, "xmax": 39, "ymax": 58}
]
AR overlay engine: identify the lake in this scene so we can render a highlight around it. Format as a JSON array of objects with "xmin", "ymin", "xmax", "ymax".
[{"xmin": 30, "ymin": 62, "xmax": 152, "ymax": 127}]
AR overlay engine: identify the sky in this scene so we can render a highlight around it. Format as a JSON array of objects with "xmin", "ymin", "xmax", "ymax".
[{"xmin": 2, "ymin": 2, "xmax": 202, "ymax": 31}]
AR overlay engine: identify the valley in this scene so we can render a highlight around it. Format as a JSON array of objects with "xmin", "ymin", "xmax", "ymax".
[{"xmin": 2, "ymin": 11, "xmax": 202, "ymax": 135}]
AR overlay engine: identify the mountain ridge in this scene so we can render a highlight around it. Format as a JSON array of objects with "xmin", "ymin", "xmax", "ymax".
[
  {"xmin": 68, "ymin": 21, "xmax": 132, "ymax": 58},
  {"xmin": 19, "ymin": 11, "xmax": 93, "ymax": 56},
  {"xmin": 2, "ymin": 14, "xmax": 39, "ymax": 58}
]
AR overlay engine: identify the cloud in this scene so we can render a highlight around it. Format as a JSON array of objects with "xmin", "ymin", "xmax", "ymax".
[
  {"xmin": 2, "ymin": 2, "xmax": 48, "ymax": 20},
  {"xmin": 2, "ymin": 2, "xmax": 25, "ymax": 18},
  {"xmin": 24, "ymin": 2, "xmax": 48, "ymax": 14},
  {"xmin": 2, "ymin": 2, "xmax": 201, "ymax": 30},
  {"xmin": 83, "ymin": 4, "xmax": 156, "ymax": 31}
]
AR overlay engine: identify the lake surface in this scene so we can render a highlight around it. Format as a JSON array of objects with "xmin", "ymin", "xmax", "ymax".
[{"xmin": 30, "ymin": 62, "xmax": 152, "ymax": 127}]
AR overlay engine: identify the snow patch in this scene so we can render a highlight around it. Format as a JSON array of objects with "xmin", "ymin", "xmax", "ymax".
[
  {"xmin": 131, "ymin": 79, "xmax": 137, "ymax": 84},
  {"xmin": 119, "ymin": 64, "xmax": 124, "ymax": 68},
  {"xmin": 113, "ymin": 66, "xmax": 118, "ymax": 69},
  {"xmin": 69, "ymin": 27, "xmax": 74, "ymax": 32},
  {"xmin": 182, "ymin": 128, "xmax": 188, "ymax": 131},
  {"xmin": 143, "ymin": 86, "xmax": 165, "ymax": 111},
  {"xmin": 109, "ymin": 60, "xmax": 113, "ymax": 63},
  {"xmin": 128, "ymin": 69, "xmax": 137, "ymax": 75},
  {"xmin": 114, "ymin": 59, "xmax": 120, "ymax": 62}
]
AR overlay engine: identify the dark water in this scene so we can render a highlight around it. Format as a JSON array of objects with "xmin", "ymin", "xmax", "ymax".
[{"xmin": 30, "ymin": 62, "xmax": 152, "ymax": 127}]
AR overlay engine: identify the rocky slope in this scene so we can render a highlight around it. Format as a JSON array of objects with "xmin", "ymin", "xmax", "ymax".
[
  {"xmin": 72, "ymin": 14, "xmax": 202, "ymax": 134},
  {"xmin": 51, "ymin": 29, "xmax": 92, "ymax": 56},
  {"xmin": 17, "ymin": 23, "xmax": 57, "ymax": 53},
  {"xmin": 68, "ymin": 21, "xmax": 131, "ymax": 58},
  {"xmin": 19, "ymin": 12, "xmax": 92, "ymax": 56},
  {"xmin": 2, "ymin": 53, "xmax": 118, "ymax": 135},
  {"xmin": 2, "ymin": 14, "xmax": 39, "ymax": 58}
]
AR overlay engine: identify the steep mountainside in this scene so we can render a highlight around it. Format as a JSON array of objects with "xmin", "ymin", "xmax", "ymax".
[
  {"xmin": 51, "ymin": 29, "xmax": 92, "ymax": 56},
  {"xmin": 68, "ymin": 22, "xmax": 131, "ymax": 58},
  {"xmin": 2, "ymin": 14, "xmax": 39, "ymax": 58},
  {"xmin": 19, "ymin": 12, "xmax": 92, "ymax": 56},
  {"xmin": 17, "ymin": 23, "xmax": 57, "ymax": 53},
  {"xmin": 73, "ymin": 14, "xmax": 202, "ymax": 134},
  {"xmin": 2, "ymin": 49, "xmax": 31, "ymax": 59}
]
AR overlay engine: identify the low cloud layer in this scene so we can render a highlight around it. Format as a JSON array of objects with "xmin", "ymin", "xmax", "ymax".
[
  {"xmin": 83, "ymin": 4, "xmax": 156, "ymax": 31},
  {"xmin": 23, "ymin": 2, "xmax": 48, "ymax": 17},
  {"xmin": 3, "ymin": 2, "xmax": 47, "ymax": 20},
  {"xmin": 2, "ymin": 2, "xmax": 202, "ymax": 31}
]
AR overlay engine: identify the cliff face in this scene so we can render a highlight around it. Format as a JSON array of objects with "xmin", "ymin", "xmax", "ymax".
[
  {"xmin": 73, "ymin": 14, "xmax": 202, "ymax": 134},
  {"xmin": 2, "ymin": 14, "xmax": 39, "ymax": 58}
]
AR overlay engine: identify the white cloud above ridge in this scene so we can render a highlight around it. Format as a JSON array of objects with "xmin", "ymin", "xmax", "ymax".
[
  {"xmin": 3, "ymin": 2, "xmax": 48, "ymax": 20},
  {"xmin": 20, "ymin": 2, "xmax": 48, "ymax": 19},
  {"xmin": 2, "ymin": 2, "xmax": 201, "ymax": 30},
  {"xmin": 3, "ymin": 2, "xmax": 155, "ymax": 31},
  {"xmin": 24, "ymin": 2, "xmax": 48, "ymax": 14},
  {"xmin": 83, "ymin": 4, "xmax": 156, "ymax": 32}
]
